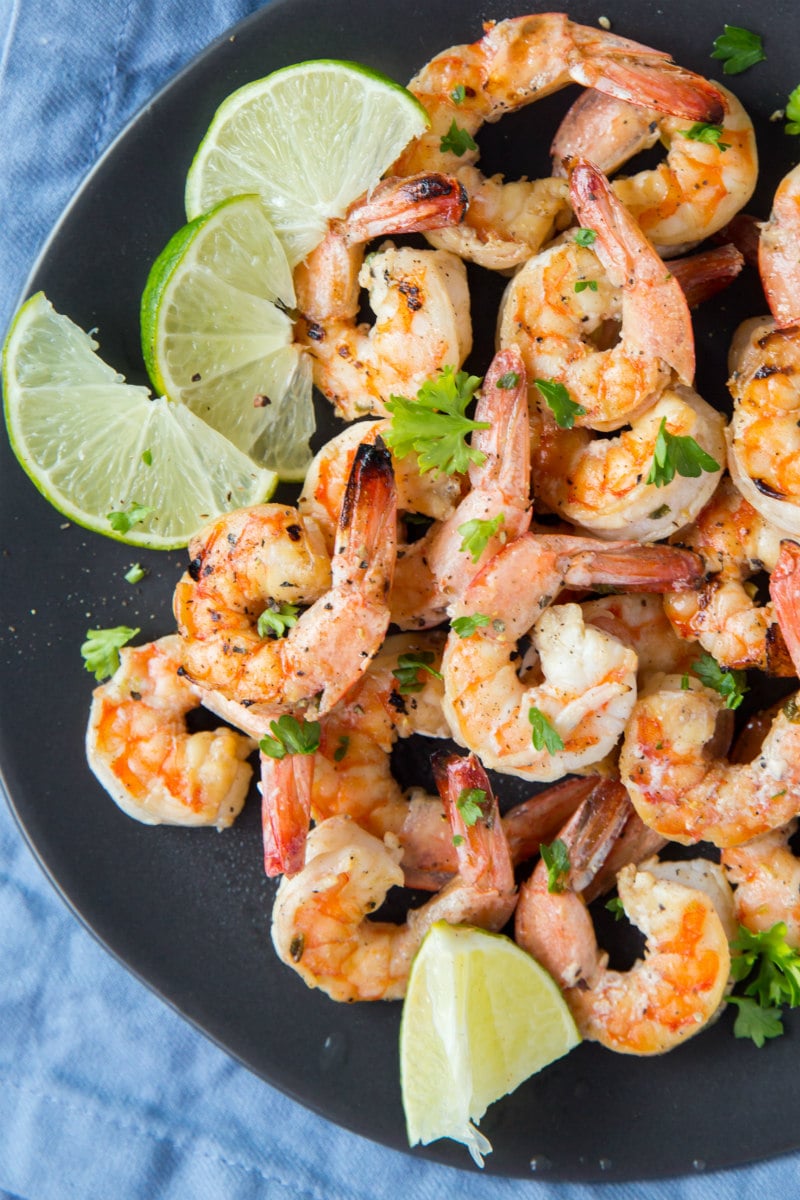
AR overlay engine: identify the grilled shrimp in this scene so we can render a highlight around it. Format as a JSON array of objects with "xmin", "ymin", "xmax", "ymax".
[
  {"xmin": 515, "ymin": 783, "xmax": 731, "ymax": 1055},
  {"xmin": 86, "ymin": 636, "xmax": 254, "ymax": 829},
  {"xmin": 270, "ymin": 753, "xmax": 516, "ymax": 1001},
  {"xmin": 551, "ymin": 84, "xmax": 756, "ymax": 253},
  {"xmin": 294, "ymin": 174, "xmax": 471, "ymax": 420},
  {"xmin": 174, "ymin": 441, "xmax": 396, "ymax": 715},
  {"xmin": 394, "ymin": 13, "xmax": 724, "ymax": 270},
  {"xmin": 442, "ymin": 533, "xmax": 702, "ymax": 780},
  {"xmin": 498, "ymin": 159, "xmax": 695, "ymax": 431}
]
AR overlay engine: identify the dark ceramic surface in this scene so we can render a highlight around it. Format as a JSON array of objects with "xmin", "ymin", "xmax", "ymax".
[{"xmin": 1, "ymin": 0, "xmax": 798, "ymax": 1180}]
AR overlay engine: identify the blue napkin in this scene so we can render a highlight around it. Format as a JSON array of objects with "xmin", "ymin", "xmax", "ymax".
[{"xmin": 2, "ymin": 3, "xmax": 800, "ymax": 1197}]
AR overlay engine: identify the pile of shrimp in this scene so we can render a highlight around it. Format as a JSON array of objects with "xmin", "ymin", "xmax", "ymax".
[{"xmin": 86, "ymin": 12, "xmax": 800, "ymax": 1060}]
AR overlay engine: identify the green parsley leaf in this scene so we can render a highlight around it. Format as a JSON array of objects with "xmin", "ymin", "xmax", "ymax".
[
  {"xmin": 535, "ymin": 378, "xmax": 587, "ymax": 430},
  {"xmin": 541, "ymin": 839, "xmax": 570, "ymax": 894},
  {"xmin": 679, "ymin": 122, "xmax": 730, "ymax": 151},
  {"xmin": 730, "ymin": 922, "xmax": 800, "ymax": 1008},
  {"xmin": 495, "ymin": 371, "xmax": 520, "ymax": 389},
  {"xmin": 123, "ymin": 563, "xmax": 146, "ymax": 585},
  {"xmin": 456, "ymin": 787, "xmax": 487, "ymax": 826},
  {"xmin": 141, "ymin": 449, "xmax": 153, "ymax": 466},
  {"xmin": 452, "ymin": 833, "xmax": 465, "ymax": 847},
  {"xmin": 384, "ymin": 366, "xmax": 487, "ymax": 476},
  {"xmin": 107, "ymin": 502, "xmax": 154, "ymax": 534},
  {"xmin": 333, "ymin": 735, "xmax": 349, "ymax": 763},
  {"xmin": 646, "ymin": 417, "xmax": 720, "ymax": 487},
  {"xmin": 786, "ymin": 84, "xmax": 800, "ymax": 135},
  {"xmin": 711, "ymin": 25, "xmax": 766, "ymax": 75},
  {"xmin": 574, "ymin": 279, "xmax": 598, "ymax": 293},
  {"xmin": 727, "ymin": 995, "xmax": 784, "ymax": 1047},
  {"xmin": 528, "ymin": 706, "xmax": 565, "ymax": 754},
  {"xmin": 257, "ymin": 602, "xmax": 300, "ymax": 639},
  {"xmin": 605, "ymin": 896, "xmax": 625, "ymax": 921},
  {"xmin": 450, "ymin": 84, "xmax": 466, "ymax": 104},
  {"xmin": 81, "ymin": 625, "xmax": 140, "ymax": 681},
  {"xmin": 451, "ymin": 613, "xmax": 491, "ymax": 638},
  {"xmin": 457, "ymin": 513, "xmax": 505, "ymax": 564},
  {"xmin": 259, "ymin": 715, "xmax": 320, "ymax": 760},
  {"xmin": 692, "ymin": 652, "xmax": 748, "ymax": 710},
  {"xmin": 440, "ymin": 119, "xmax": 478, "ymax": 156},
  {"xmin": 574, "ymin": 228, "xmax": 597, "ymax": 246},
  {"xmin": 392, "ymin": 651, "xmax": 443, "ymax": 695}
]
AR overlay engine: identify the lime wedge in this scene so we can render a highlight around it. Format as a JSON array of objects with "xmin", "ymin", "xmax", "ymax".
[
  {"xmin": 184, "ymin": 59, "xmax": 429, "ymax": 266},
  {"xmin": 141, "ymin": 193, "xmax": 314, "ymax": 480},
  {"xmin": 400, "ymin": 921, "xmax": 580, "ymax": 1166},
  {"xmin": 2, "ymin": 292, "xmax": 277, "ymax": 548}
]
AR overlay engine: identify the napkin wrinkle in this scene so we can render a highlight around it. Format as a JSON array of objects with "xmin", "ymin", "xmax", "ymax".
[
  {"xmin": 90, "ymin": 0, "xmax": 136, "ymax": 164},
  {"xmin": 0, "ymin": 1073, "xmax": 330, "ymax": 1200}
]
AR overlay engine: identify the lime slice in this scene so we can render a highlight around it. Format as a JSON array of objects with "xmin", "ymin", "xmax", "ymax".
[
  {"xmin": 141, "ymin": 193, "xmax": 314, "ymax": 480},
  {"xmin": 400, "ymin": 921, "xmax": 580, "ymax": 1166},
  {"xmin": 184, "ymin": 59, "xmax": 429, "ymax": 266},
  {"xmin": 2, "ymin": 292, "xmax": 277, "ymax": 549}
]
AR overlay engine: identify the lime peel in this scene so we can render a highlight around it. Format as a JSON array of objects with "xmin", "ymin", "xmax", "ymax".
[
  {"xmin": 2, "ymin": 292, "xmax": 277, "ymax": 549},
  {"xmin": 184, "ymin": 59, "xmax": 429, "ymax": 266},
  {"xmin": 400, "ymin": 921, "xmax": 581, "ymax": 1166}
]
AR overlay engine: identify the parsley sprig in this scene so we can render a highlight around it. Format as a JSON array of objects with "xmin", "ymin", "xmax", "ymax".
[
  {"xmin": 257, "ymin": 602, "xmax": 300, "ymax": 639},
  {"xmin": 440, "ymin": 120, "xmax": 478, "ymax": 156},
  {"xmin": 384, "ymin": 366, "xmax": 487, "ymax": 476},
  {"xmin": 541, "ymin": 839, "xmax": 570, "ymax": 894},
  {"xmin": 728, "ymin": 922, "xmax": 800, "ymax": 1045},
  {"xmin": 646, "ymin": 417, "xmax": 720, "ymax": 487},
  {"xmin": 535, "ymin": 379, "xmax": 587, "ymax": 430},
  {"xmin": 458, "ymin": 513, "xmax": 504, "ymax": 563},
  {"xmin": 692, "ymin": 652, "xmax": 749, "ymax": 709},
  {"xmin": 259, "ymin": 715, "xmax": 320, "ymax": 760},
  {"xmin": 81, "ymin": 625, "xmax": 140, "ymax": 681},
  {"xmin": 392, "ymin": 651, "xmax": 443, "ymax": 694},
  {"xmin": 786, "ymin": 84, "xmax": 800, "ymax": 135},
  {"xmin": 680, "ymin": 122, "xmax": 730, "ymax": 152},
  {"xmin": 711, "ymin": 25, "xmax": 766, "ymax": 75},
  {"xmin": 451, "ymin": 613, "xmax": 491, "ymax": 639},
  {"xmin": 528, "ymin": 706, "xmax": 565, "ymax": 754}
]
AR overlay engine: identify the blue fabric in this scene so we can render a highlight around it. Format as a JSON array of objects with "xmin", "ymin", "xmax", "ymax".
[{"xmin": 2, "ymin": 2, "xmax": 800, "ymax": 1197}]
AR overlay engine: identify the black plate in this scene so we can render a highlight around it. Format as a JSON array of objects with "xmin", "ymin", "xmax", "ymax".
[{"xmin": 2, "ymin": 0, "xmax": 799, "ymax": 1182}]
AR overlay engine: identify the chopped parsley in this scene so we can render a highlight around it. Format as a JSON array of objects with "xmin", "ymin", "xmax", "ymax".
[
  {"xmin": 123, "ymin": 563, "xmax": 146, "ymax": 585},
  {"xmin": 392, "ymin": 651, "xmax": 443, "ymax": 694},
  {"xmin": 80, "ymin": 625, "xmax": 140, "ymax": 681},
  {"xmin": 440, "ymin": 120, "xmax": 477, "ymax": 156},
  {"xmin": 528, "ymin": 706, "xmax": 565, "ymax": 754},
  {"xmin": 107, "ymin": 502, "xmax": 153, "ymax": 534},
  {"xmin": 574, "ymin": 279, "xmax": 598, "ymax": 293},
  {"xmin": 541, "ymin": 839, "xmax": 570, "ymax": 893},
  {"xmin": 535, "ymin": 378, "xmax": 587, "ymax": 429},
  {"xmin": 711, "ymin": 25, "xmax": 766, "ymax": 75},
  {"xmin": 574, "ymin": 228, "xmax": 597, "ymax": 247},
  {"xmin": 496, "ymin": 371, "xmax": 520, "ymax": 389},
  {"xmin": 692, "ymin": 652, "xmax": 748, "ymax": 709},
  {"xmin": 450, "ymin": 84, "xmax": 467, "ymax": 104},
  {"xmin": 451, "ymin": 613, "xmax": 491, "ymax": 638},
  {"xmin": 259, "ymin": 714, "xmax": 320, "ymax": 759},
  {"xmin": 679, "ymin": 122, "xmax": 730, "ymax": 151},
  {"xmin": 458, "ymin": 513, "xmax": 505, "ymax": 563},
  {"xmin": 456, "ymin": 787, "xmax": 487, "ymax": 826},
  {"xmin": 646, "ymin": 417, "xmax": 720, "ymax": 487},
  {"xmin": 257, "ymin": 602, "xmax": 300, "ymax": 639}
]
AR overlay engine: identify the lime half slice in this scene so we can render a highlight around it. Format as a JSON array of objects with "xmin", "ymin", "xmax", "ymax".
[
  {"xmin": 2, "ymin": 293, "xmax": 277, "ymax": 548},
  {"xmin": 184, "ymin": 59, "xmax": 429, "ymax": 265},
  {"xmin": 141, "ymin": 194, "xmax": 314, "ymax": 481},
  {"xmin": 400, "ymin": 921, "xmax": 580, "ymax": 1166}
]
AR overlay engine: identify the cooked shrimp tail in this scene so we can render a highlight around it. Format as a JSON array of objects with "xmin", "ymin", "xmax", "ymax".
[
  {"xmin": 260, "ymin": 748, "xmax": 314, "ymax": 878},
  {"xmin": 758, "ymin": 162, "xmax": 800, "ymax": 329},
  {"xmin": 318, "ymin": 439, "xmax": 398, "ymax": 712},
  {"xmin": 770, "ymin": 539, "xmax": 800, "ymax": 676},
  {"xmin": 569, "ymin": 158, "xmax": 694, "ymax": 388},
  {"xmin": 669, "ymin": 244, "xmax": 744, "ymax": 309},
  {"xmin": 341, "ymin": 173, "xmax": 469, "ymax": 244},
  {"xmin": 431, "ymin": 751, "xmax": 514, "ymax": 893},
  {"xmin": 556, "ymin": 538, "xmax": 703, "ymax": 593}
]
